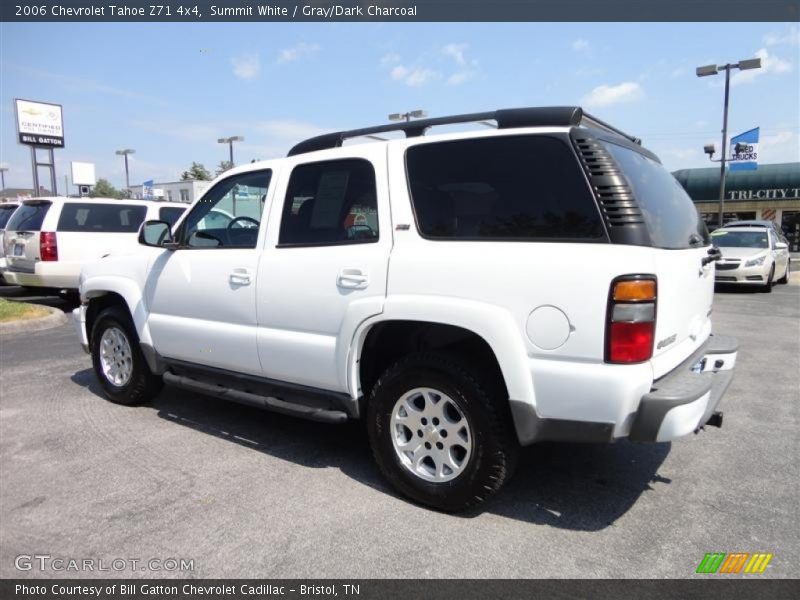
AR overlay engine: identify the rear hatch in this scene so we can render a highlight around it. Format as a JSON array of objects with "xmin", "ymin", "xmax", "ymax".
[
  {"xmin": 3, "ymin": 200, "xmax": 52, "ymax": 271},
  {"xmin": 602, "ymin": 141, "xmax": 714, "ymax": 379}
]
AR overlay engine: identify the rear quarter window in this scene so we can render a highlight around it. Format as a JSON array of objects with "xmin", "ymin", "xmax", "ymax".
[
  {"xmin": 57, "ymin": 203, "xmax": 148, "ymax": 233},
  {"xmin": 405, "ymin": 135, "xmax": 604, "ymax": 241},
  {"xmin": 159, "ymin": 206, "xmax": 186, "ymax": 226},
  {"xmin": 6, "ymin": 202, "xmax": 51, "ymax": 231},
  {"xmin": 602, "ymin": 141, "xmax": 709, "ymax": 249}
]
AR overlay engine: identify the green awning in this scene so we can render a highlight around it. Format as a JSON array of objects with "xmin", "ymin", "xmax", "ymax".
[{"xmin": 672, "ymin": 162, "xmax": 800, "ymax": 202}]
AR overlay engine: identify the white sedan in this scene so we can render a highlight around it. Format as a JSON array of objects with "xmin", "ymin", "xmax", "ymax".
[{"xmin": 712, "ymin": 225, "xmax": 791, "ymax": 292}]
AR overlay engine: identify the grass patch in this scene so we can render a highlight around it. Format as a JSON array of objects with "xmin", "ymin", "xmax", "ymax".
[{"xmin": 0, "ymin": 298, "xmax": 50, "ymax": 323}]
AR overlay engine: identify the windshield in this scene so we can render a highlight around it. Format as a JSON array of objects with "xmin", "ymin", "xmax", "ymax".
[{"xmin": 711, "ymin": 230, "xmax": 769, "ymax": 249}]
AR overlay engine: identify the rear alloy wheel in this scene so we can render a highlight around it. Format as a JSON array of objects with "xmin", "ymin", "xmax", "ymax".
[
  {"xmin": 367, "ymin": 353, "xmax": 518, "ymax": 512},
  {"xmin": 761, "ymin": 264, "xmax": 775, "ymax": 293},
  {"xmin": 91, "ymin": 307, "xmax": 162, "ymax": 405}
]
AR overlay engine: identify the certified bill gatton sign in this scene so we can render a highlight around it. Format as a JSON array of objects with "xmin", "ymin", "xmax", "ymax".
[{"xmin": 15, "ymin": 99, "xmax": 64, "ymax": 147}]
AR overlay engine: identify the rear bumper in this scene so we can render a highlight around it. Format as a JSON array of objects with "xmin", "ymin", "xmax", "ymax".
[
  {"xmin": 3, "ymin": 262, "xmax": 80, "ymax": 289},
  {"xmin": 628, "ymin": 334, "xmax": 738, "ymax": 442}
]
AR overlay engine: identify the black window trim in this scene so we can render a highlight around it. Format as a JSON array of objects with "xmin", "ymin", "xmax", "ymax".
[
  {"xmin": 276, "ymin": 157, "xmax": 380, "ymax": 249},
  {"xmin": 403, "ymin": 132, "xmax": 610, "ymax": 244},
  {"xmin": 174, "ymin": 168, "xmax": 272, "ymax": 250}
]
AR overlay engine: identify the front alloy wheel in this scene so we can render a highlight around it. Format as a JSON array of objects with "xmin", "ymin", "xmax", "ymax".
[{"xmin": 99, "ymin": 326, "xmax": 134, "ymax": 387}]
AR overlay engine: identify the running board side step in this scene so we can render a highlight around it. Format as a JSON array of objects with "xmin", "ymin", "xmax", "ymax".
[{"xmin": 162, "ymin": 372, "xmax": 349, "ymax": 424}]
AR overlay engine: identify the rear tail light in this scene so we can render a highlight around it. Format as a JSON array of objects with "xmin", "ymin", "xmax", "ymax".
[
  {"xmin": 606, "ymin": 276, "xmax": 656, "ymax": 364},
  {"xmin": 40, "ymin": 231, "xmax": 58, "ymax": 262}
]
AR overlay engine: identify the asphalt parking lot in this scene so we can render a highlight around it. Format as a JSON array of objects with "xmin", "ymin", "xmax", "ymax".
[{"xmin": 0, "ymin": 281, "xmax": 798, "ymax": 579}]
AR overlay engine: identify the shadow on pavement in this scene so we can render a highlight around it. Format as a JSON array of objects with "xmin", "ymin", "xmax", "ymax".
[
  {"xmin": 70, "ymin": 367, "xmax": 671, "ymax": 531},
  {"xmin": 0, "ymin": 285, "xmax": 80, "ymax": 313}
]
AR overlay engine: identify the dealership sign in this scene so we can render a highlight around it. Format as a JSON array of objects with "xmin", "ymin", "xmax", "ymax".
[
  {"xmin": 729, "ymin": 127, "xmax": 758, "ymax": 172},
  {"xmin": 15, "ymin": 99, "xmax": 64, "ymax": 147}
]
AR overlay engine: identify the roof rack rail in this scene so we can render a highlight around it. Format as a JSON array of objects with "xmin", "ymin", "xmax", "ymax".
[{"xmin": 288, "ymin": 106, "xmax": 640, "ymax": 156}]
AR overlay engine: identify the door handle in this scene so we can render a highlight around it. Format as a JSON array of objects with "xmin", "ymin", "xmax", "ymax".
[
  {"xmin": 229, "ymin": 268, "xmax": 252, "ymax": 286},
  {"xmin": 337, "ymin": 268, "xmax": 368, "ymax": 289}
]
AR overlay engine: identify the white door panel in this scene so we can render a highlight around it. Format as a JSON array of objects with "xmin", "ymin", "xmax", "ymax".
[{"xmin": 145, "ymin": 249, "xmax": 262, "ymax": 374}]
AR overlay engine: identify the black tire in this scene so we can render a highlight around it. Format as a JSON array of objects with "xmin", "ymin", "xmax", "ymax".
[
  {"xmin": 367, "ymin": 353, "xmax": 518, "ymax": 512},
  {"xmin": 777, "ymin": 260, "xmax": 790, "ymax": 284},
  {"xmin": 90, "ymin": 306, "xmax": 162, "ymax": 406},
  {"xmin": 761, "ymin": 265, "xmax": 775, "ymax": 293}
]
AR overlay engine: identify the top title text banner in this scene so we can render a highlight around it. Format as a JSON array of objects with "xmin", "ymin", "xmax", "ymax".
[{"xmin": 2, "ymin": 0, "xmax": 798, "ymax": 22}]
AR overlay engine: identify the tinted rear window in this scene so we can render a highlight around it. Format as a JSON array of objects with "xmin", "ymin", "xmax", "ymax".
[
  {"xmin": 406, "ymin": 135, "xmax": 603, "ymax": 240},
  {"xmin": 57, "ymin": 203, "xmax": 148, "ymax": 233},
  {"xmin": 159, "ymin": 206, "xmax": 186, "ymax": 226},
  {"xmin": 602, "ymin": 141, "xmax": 709, "ymax": 249},
  {"xmin": 6, "ymin": 202, "xmax": 51, "ymax": 231},
  {"xmin": 0, "ymin": 205, "xmax": 18, "ymax": 229}
]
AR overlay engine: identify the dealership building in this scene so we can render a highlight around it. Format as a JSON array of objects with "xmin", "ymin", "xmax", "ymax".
[
  {"xmin": 127, "ymin": 179, "xmax": 211, "ymax": 204},
  {"xmin": 673, "ymin": 162, "xmax": 800, "ymax": 251}
]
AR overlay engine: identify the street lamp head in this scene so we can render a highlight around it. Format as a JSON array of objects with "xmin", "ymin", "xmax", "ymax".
[
  {"xmin": 696, "ymin": 64, "xmax": 719, "ymax": 77},
  {"xmin": 408, "ymin": 110, "xmax": 428, "ymax": 119},
  {"xmin": 115, "ymin": 149, "xmax": 135, "ymax": 155},
  {"xmin": 704, "ymin": 143, "xmax": 716, "ymax": 157},
  {"xmin": 737, "ymin": 58, "xmax": 762, "ymax": 71},
  {"xmin": 230, "ymin": 135, "xmax": 244, "ymax": 142},
  {"xmin": 388, "ymin": 113, "xmax": 404, "ymax": 121}
]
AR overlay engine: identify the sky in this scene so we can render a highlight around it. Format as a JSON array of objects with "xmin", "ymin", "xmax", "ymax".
[{"xmin": 1, "ymin": 22, "xmax": 798, "ymax": 192}]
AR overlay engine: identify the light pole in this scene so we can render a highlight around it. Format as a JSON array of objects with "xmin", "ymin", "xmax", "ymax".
[
  {"xmin": 217, "ymin": 136, "xmax": 244, "ymax": 167},
  {"xmin": 696, "ymin": 58, "xmax": 761, "ymax": 228},
  {"xmin": 115, "ymin": 149, "xmax": 135, "ymax": 190},
  {"xmin": 389, "ymin": 109, "xmax": 428, "ymax": 123},
  {"xmin": 0, "ymin": 166, "xmax": 7, "ymax": 190}
]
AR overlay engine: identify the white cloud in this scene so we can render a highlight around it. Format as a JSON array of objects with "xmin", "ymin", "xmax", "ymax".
[
  {"xmin": 390, "ymin": 64, "xmax": 438, "ymax": 87},
  {"xmin": 759, "ymin": 130, "xmax": 799, "ymax": 163},
  {"xmin": 764, "ymin": 26, "xmax": 800, "ymax": 46},
  {"xmin": 276, "ymin": 42, "xmax": 320, "ymax": 64},
  {"xmin": 582, "ymin": 81, "xmax": 644, "ymax": 107},
  {"xmin": 255, "ymin": 120, "xmax": 327, "ymax": 140},
  {"xmin": 380, "ymin": 53, "xmax": 400, "ymax": 67},
  {"xmin": 731, "ymin": 48, "xmax": 792, "ymax": 85},
  {"xmin": 442, "ymin": 43, "xmax": 468, "ymax": 65},
  {"xmin": 447, "ymin": 71, "xmax": 476, "ymax": 85},
  {"xmin": 231, "ymin": 53, "xmax": 260, "ymax": 80},
  {"xmin": 671, "ymin": 67, "xmax": 687, "ymax": 78},
  {"xmin": 572, "ymin": 39, "xmax": 590, "ymax": 52}
]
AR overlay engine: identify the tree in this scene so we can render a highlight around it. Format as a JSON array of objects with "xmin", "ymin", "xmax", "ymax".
[
  {"xmin": 181, "ymin": 162, "xmax": 212, "ymax": 181},
  {"xmin": 215, "ymin": 160, "xmax": 234, "ymax": 176},
  {"xmin": 89, "ymin": 178, "xmax": 124, "ymax": 199}
]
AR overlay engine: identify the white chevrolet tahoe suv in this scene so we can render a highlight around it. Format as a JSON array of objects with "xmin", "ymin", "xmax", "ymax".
[{"xmin": 74, "ymin": 107, "xmax": 738, "ymax": 511}]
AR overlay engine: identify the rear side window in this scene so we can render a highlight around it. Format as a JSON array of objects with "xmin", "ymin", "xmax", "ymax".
[
  {"xmin": 6, "ymin": 202, "xmax": 51, "ymax": 231},
  {"xmin": 279, "ymin": 159, "xmax": 379, "ymax": 246},
  {"xmin": 57, "ymin": 203, "xmax": 148, "ymax": 233},
  {"xmin": 159, "ymin": 206, "xmax": 186, "ymax": 226},
  {"xmin": 602, "ymin": 142, "xmax": 710, "ymax": 249},
  {"xmin": 405, "ymin": 135, "xmax": 604, "ymax": 240},
  {"xmin": 0, "ymin": 205, "xmax": 18, "ymax": 229}
]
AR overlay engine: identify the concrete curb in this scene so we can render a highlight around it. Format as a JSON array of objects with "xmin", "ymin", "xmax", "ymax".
[{"xmin": 0, "ymin": 305, "xmax": 68, "ymax": 335}]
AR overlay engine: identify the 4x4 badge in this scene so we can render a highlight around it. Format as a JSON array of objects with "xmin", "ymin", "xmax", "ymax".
[{"xmin": 657, "ymin": 334, "xmax": 677, "ymax": 349}]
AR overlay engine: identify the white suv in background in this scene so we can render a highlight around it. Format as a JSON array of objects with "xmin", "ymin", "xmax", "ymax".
[
  {"xmin": 75, "ymin": 107, "xmax": 738, "ymax": 511},
  {"xmin": 3, "ymin": 197, "xmax": 186, "ymax": 292}
]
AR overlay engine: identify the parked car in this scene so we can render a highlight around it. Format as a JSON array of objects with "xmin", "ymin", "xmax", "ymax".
[
  {"xmin": 0, "ymin": 201, "xmax": 21, "ymax": 284},
  {"xmin": 712, "ymin": 224, "xmax": 791, "ymax": 291},
  {"xmin": 2, "ymin": 197, "xmax": 185, "ymax": 292},
  {"xmin": 74, "ymin": 106, "xmax": 738, "ymax": 511}
]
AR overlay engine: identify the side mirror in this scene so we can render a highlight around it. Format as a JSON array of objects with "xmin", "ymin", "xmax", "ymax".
[
  {"xmin": 138, "ymin": 220, "xmax": 176, "ymax": 248},
  {"xmin": 775, "ymin": 241, "xmax": 788, "ymax": 250}
]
